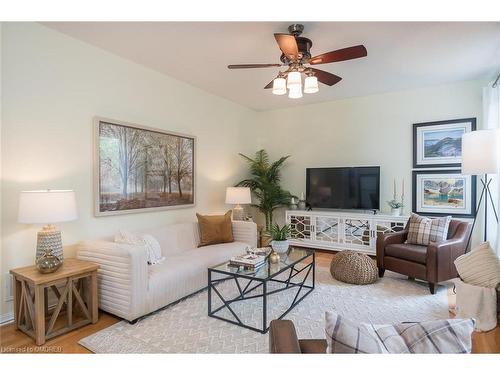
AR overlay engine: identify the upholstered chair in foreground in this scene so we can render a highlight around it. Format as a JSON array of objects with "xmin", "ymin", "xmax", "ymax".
[{"xmin": 376, "ymin": 219, "xmax": 472, "ymax": 294}]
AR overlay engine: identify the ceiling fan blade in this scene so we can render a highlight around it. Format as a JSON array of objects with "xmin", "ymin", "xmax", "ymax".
[
  {"xmin": 309, "ymin": 45, "xmax": 367, "ymax": 65},
  {"xmin": 274, "ymin": 33, "xmax": 299, "ymax": 60},
  {"xmin": 228, "ymin": 63, "xmax": 282, "ymax": 69},
  {"xmin": 310, "ymin": 68, "xmax": 342, "ymax": 86},
  {"xmin": 264, "ymin": 80, "xmax": 274, "ymax": 89}
]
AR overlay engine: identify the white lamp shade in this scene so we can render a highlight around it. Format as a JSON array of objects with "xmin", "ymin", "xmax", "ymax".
[
  {"xmin": 288, "ymin": 85, "xmax": 303, "ymax": 99},
  {"xmin": 304, "ymin": 76, "xmax": 319, "ymax": 94},
  {"xmin": 462, "ymin": 129, "xmax": 500, "ymax": 175},
  {"xmin": 272, "ymin": 77, "xmax": 287, "ymax": 95},
  {"xmin": 225, "ymin": 187, "xmax": 251, "ymax": 204},
  {"xmin": 286, "ymin": 71, "xmax": 302, "ymax": 89},
  {"xmin": 18, "ymin": 190, "xmax": 78, "ymax": 224}
]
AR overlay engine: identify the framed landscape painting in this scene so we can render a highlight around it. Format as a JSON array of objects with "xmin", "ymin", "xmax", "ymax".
[
  {"xmin": 412, "ymin": 170, "xmax": 476, "ymax": 218},
  {"xmin": 413, "ymin": 118, "xmax": 476, "ymax": 168},
  {"xmin": 94, "ymin": 117, "xmax": 195, "ymax": 216}
]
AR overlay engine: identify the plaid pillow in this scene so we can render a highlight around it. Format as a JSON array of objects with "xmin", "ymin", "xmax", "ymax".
[
  {"xmin": 407, "ymin": 213, "xmax": 451, "ymax": 246},
  {"xmin": 363, "ymin": 318, "xmax": 475, "ymax": 354},
  {"xmin": 325, "ymin": 312, "xmax": 383, "ymax": 353}
]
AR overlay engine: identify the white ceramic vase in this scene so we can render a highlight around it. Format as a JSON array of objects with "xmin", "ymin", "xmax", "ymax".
[
  {"xmin": 391, "ymin": 207, "xmax": 402, "ymax": 216},
  {"xmin": 271, "ymin": 239, "xmax": 289, "ymax": 254}
]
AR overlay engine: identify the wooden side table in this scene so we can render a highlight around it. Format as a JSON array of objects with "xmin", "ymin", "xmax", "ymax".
[{"xmin": 10, "ymin": 258, "xmax": 99, "ymax": 345}]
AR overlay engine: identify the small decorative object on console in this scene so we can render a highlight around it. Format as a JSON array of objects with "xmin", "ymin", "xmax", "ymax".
[
  {"xmin": 297, "ymin": 192, "xmax": 306, "ymax": 210},
  {"xmin": 387, "ymin": 178, "xmax": 404, "ymax": 216},
  {"xmin": 18, "ymin": 190, "xmax": 78, "ymax": 273}
]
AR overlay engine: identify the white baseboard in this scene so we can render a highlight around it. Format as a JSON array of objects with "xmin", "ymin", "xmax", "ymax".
[{"xmin": 0, "ymin": 311, "xmax": 14, "ymax": 326}]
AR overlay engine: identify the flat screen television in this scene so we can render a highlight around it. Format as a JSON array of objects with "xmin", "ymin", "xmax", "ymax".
[{"xmin": 306, "ymin": 166, "xmax": 380, "ymax": 210}]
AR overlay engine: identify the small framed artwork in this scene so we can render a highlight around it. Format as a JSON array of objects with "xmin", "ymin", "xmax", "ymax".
[
  {"xmin": 413, "ymin": 118, "xmax": 476, "ymax": 168},
  {"xmin": 412, "ymin": 170, "xmax": 476, "ymax": 218},
  {"xmin": 94, "ymin": 117, "xmax": 195, "ymax": 216}
]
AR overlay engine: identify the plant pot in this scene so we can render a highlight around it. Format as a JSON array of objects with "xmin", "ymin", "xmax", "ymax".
[
  {"xmin": 271, "ymin": 239, "xmax": 289, "ymax": 254},
  {"xmin": 260, "ymin": 233, "xmax": 272, "ymax": 247},
  {"xmin": 391, "ymin": 207, "xmax": 402, "ymax": 216}
]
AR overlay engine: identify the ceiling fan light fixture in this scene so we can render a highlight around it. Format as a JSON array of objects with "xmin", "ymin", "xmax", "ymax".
[
  {"xmin": 272, "ymin": 77, "xmax": 287, "ymax": 95},
  {"xmin": 304, "ymin": 75, "xmax": 319, "ymax": 94},
  {"xmin": 286, "ymin": 71, "xmax": 302, "ymax": 89},
  {"xmin": 288, "ymin": 85, "xmax": 303, "ymax": 99}
]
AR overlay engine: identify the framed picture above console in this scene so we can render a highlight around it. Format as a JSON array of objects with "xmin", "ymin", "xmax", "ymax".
[
  {"xmin": 413, "ymin": 118, "xmax": 476, "ymax": 168},
  {"xmin": 412, "ymin": 170, "xmax": 476, "ymax": 218},
  {"xmin": 94, "ymin": 117, "xmax": 195, "ymax": 216}
]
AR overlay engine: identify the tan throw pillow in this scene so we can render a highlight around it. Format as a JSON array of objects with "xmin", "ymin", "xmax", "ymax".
[
  {"xmin": 454, "ymin": 241, "xmax": 500, "ymax": 289},
  {"xmin": 196, "ymin": 211, "xmax": 234, "ymax": 247},
  {"xmin": 406, "ymin": 213, "xmax": 451, "ymax": 246}
]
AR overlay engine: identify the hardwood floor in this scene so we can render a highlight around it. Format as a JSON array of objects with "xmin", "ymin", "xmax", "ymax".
[{"xmin": 0, "ymin": 251, "xmax": 498, "ymax": 353}]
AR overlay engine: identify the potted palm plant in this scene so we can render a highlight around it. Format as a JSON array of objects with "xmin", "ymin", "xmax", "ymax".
[
  {"xmin": 270, "ymin": 223, "xmax": 291, "ymax": 254},
  {"xmin": 236, "ymin": 150, "xmax": 295, "ymax": 243}
]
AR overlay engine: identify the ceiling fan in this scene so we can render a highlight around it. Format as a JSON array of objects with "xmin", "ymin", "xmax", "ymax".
[{"xmin": 228, "ymin": 24, "xmax": 367, "ymax": 98}]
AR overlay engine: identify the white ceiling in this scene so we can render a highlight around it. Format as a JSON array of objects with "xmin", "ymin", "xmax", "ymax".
[{"xmin": 43, "ymin": 22, "xmax": 500, "ymax": 111}]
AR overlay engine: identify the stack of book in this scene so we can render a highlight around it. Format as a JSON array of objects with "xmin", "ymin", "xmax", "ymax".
[{"xmin": 229, "ymin": 253, "xmax": 266, "ymax": 270}]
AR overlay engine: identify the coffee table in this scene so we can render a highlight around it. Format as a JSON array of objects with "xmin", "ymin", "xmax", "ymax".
[{"xmin": 208, "ymin": 247, "xmax": 315, "ymax": 333}]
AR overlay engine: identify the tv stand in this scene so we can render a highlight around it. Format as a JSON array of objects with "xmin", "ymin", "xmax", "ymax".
[{"xmin": 285, "ymin": 210, "xmax": 409, "ymax": 255}]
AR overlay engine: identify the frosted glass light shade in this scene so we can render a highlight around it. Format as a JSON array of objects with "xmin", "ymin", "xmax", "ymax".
[
  {"xmin": 18, "ymin": 190, "xmax": 78, "ymax": 224},
  {"xmin": 304, "ymin": 76, "xmax": 319, "ymax": 94},
  {"xmin": 462, "ymin": 129, "xmax": 500, "ymax": 175},
  {"xmin": 286, "ymin": 71, "xmax": 302, "ymax": 89},
  {"xmin": 272, "ymin": 77, "xmax": 287, "ymax": 95},
  {"xmin": 225, "ymin": 187, "xmax": 251, "ymax": 204},
  {"xmin": 288, "ymin": 85, "xmax": 303, "ymax": 99}
]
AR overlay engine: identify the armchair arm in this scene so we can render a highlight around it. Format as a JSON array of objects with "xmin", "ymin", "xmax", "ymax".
[
  {"xmin": 426, "ymin": 238, "xmax": 468, "ymax": 283},
  {"xmin": 269, "ymin": 320, "xmax": 302, "ymax": 353},
  {"xmin": 376, "ymin": 230, "xmax": 409, "ymax": 268},
  {"xmin": 232, "ymin": 220, "xmax": 258, "ymax": 248},
  {"xmin": 77, "ymin": 240, "xmax": 148, "ymax": 322}
]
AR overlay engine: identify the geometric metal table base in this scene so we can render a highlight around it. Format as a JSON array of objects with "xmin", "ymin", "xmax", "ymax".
[{"xmin": 208, "ymin": 251, "xmax": 315, "ymax": 334}]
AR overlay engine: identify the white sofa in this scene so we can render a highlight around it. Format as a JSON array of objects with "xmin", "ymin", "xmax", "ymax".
[{"xmin": 77, "ymin": 220, "xmax": 257, "ymax": 322}]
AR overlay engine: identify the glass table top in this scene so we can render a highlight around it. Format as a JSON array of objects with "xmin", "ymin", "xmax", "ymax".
[{"xmin": 209, "ymin": 247, "xmax": 314, "ymax": 281}]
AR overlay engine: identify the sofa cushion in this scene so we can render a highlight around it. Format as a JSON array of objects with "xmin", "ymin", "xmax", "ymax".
[
  {"xmin": 147, "ymin": 241, "xmax": 248, "ymax": 312},
  {"xmin": 454, "ymin": 241, "xmax": 500, "ymax": 289},
  {"xmin": 197, "ymin": 211, "xmax": 234, "ymax": 247},
  {"xmin": 385, "ymin": 243, "xmax": 427, "ymax": 264},
  {"xmin": 407, "ymin": 213, "xmax": 451, "ymax": 246},
  {"xmin": 138, "ymin": 222, "xmax": 200, "ymax": 257},
  {"xmin": 325, "ymin": 311, "xmax": 383, "ymax": 353},
  {"xmin": 363, "ymin": 318, "xmax": 475, "ymax": 353}
]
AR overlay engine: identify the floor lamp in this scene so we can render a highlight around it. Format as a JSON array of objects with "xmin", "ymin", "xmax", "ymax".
[{"xmin": 462, "ymin": 129, "xmax": 500, "ymax": 250}]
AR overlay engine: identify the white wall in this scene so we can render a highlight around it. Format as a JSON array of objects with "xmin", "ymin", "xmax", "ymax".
[
  {"xmin": 0, "ymin": 23, "xmax": 255, "ymax": 318},
  {"xmin": 254, "ymin": 80, "xmax": 485, "ymax": 233}
]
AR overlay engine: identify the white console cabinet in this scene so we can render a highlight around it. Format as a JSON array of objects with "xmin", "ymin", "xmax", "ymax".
[{"xmin": 285, "ymin": 210, "xmax": 410, "ymax": 256}]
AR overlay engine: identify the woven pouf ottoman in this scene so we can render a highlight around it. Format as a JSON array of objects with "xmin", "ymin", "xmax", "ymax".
[{"xmin": 330, "ymin": 250, "xmax": 378, "ymax": 285}]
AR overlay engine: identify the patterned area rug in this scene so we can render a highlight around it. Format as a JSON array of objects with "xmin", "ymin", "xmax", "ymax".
[{"xmin": 79, "ymin": 268, "xmax": 449, "ymax": 353}]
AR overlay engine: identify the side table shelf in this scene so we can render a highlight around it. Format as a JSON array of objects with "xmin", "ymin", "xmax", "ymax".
[{"xmin": 10, "ymin": 258, "xmax": 99, "ymax": 345}]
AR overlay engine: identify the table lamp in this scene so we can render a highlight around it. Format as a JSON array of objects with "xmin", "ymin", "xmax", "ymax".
[
  {"xmin": 462, "ymin": 129, "xmax": 500, "ymax": 249},
  {"xmin": 18, "ymin": 190, "xmax": 78, "ymax": 272},
  {"xmin": 225, "ymin": 187, "xmax": 251, "ymax": 221}
]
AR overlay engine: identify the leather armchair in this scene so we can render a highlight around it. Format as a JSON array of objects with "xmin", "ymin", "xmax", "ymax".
[
  {"xmin": 376, "ymin": 219, "xmax": 472, "ymax": 294},
  {"xmin": 269, "ymin": 320, "xmax": 327, "ymax": 354}
]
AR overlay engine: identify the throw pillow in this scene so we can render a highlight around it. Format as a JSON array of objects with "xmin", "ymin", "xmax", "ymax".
[
  {"xmin": 363, "ymin": 318, "xmax": 475, "ymax": 354},
  {"xmin": 406, "ymin": 213, "xmax": 451, "ymax": 246},
  {"xmin": 454, "ymin": 241, "xmax": 500, "ymax": 289},
  {"xmin": 325, "ymin": 311, "xmax": 383, "ymax": 353},
  {"xmin": 197, "ymin": 211, "xmax": 234, "ymax": 247},
  {"xmin": 115, "ymin": 231, "xmax": 165, "ymax": 265}
]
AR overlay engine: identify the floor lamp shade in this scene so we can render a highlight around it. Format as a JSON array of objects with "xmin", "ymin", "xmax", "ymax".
[
  {"xmin": 462, "ymin": 129, "xmax": 500, "ymax": 175},
  {"xmin": 18, "ymin": 190, "xmax": 78, "ymax": 263},
  {"xmin": 225, "ymin": 187, "xmax": 251, "ymax": 221}
]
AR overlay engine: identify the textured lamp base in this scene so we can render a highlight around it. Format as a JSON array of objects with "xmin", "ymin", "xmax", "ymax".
[
  {"xmin": 36, "ymin": 224, "xmax": 64, "ymax": 262},
  {"xmin": 232, "ymin": 205, "xmax": 245, "ymax": 221}
]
